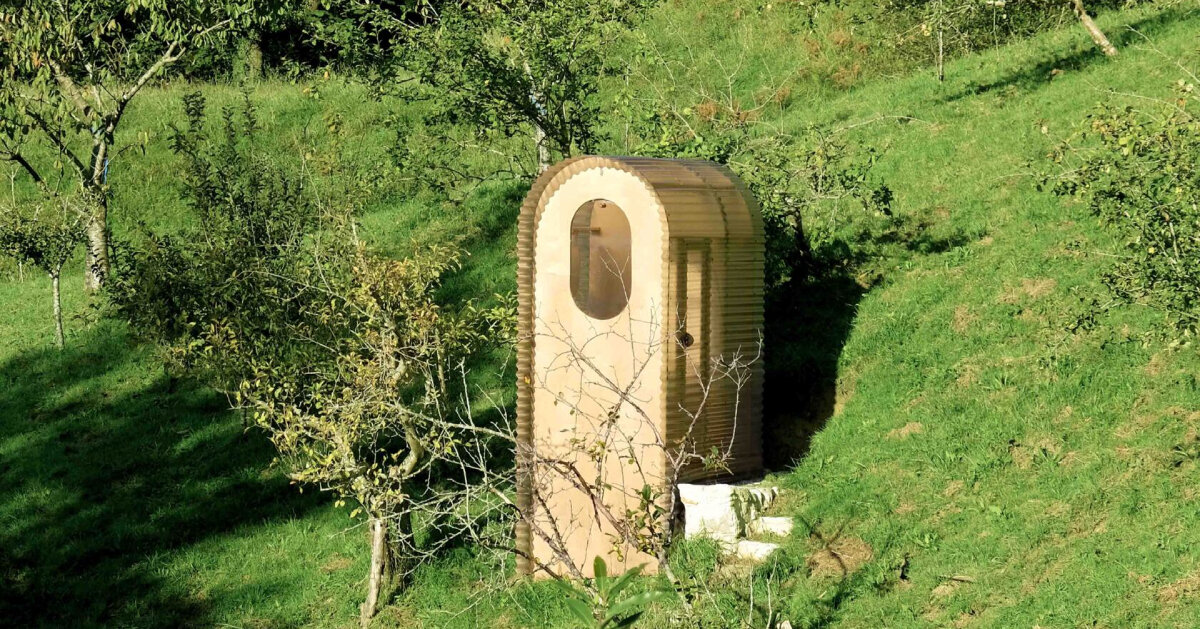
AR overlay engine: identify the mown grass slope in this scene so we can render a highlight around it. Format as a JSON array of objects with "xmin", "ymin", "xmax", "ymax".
[{"xmin": 2, "ymin": 2, "xmax": 1199, "ymax": 627}]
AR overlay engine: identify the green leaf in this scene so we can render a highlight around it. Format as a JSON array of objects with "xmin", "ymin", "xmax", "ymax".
[
  {"xmin": 592, "ymin": 556, "xmax": 608, "ymax": 592},
  {"xmin": 562, "ymin": 596, "xmax": 595, "ymax": 626},
  {"xmin": 606, "ymin": 590, "xmax": 672, "ymax": 621},
  {"xmin": 603, "ymin": 565, "xmax": 643, "ymax": 601}
]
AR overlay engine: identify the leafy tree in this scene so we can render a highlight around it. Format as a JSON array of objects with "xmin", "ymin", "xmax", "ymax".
[
  {"xmin": 109, "ymin": 93, "xmax": 516, "ymax": 625},
  {"xmin": 1051, "ymin": 80, "xmax": 1200, "ymax": 333},
  {"xmin": 0, "ymin": 201, "xmax": 84, "ymax": 349},
  {"xmin": 345, "ymin": 0, "xmax": 652, "ymax": 191},
  {"xmin": 0, "ymin": 1, "xmax": 237, "ymax": 291}
]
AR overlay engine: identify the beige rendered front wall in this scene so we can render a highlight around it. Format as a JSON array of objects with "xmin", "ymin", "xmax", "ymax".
[{"xmin": 530, "ymin": 167, "xmax": 667, "ymax": 577}]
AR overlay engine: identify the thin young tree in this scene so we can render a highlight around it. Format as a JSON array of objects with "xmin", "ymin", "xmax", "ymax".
[
  {"xmin": 0, "ymin": 201, "xmax": 84, "ymax": 349},
  {"xmin": 0, "ymin": 1, "xmax": 236, "ymax": 290}
]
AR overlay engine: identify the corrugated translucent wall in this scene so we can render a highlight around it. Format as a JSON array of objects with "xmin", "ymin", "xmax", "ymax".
[{"xmin": 516, "ymin": 157, "xmax": 764, "ymax": 575}]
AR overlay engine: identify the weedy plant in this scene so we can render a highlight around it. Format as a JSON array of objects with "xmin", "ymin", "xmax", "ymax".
[{"xmin": 553, "ymin": 557, "xmax": 674, "ymax": 629}]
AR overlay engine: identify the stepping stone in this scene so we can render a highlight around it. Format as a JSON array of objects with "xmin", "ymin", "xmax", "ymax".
[
  {"xmin": 749, "ymin": 516, "xmax": 794, "ymax": 537},
  {"xmin": 735, "ymin": 540, "xmax": 780, "ymax": 561}
]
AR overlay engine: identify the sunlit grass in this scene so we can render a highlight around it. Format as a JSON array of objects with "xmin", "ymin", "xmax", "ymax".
[{"xmin": 1, "ymin": 2, "xmax": 1198, "ymax": 627}]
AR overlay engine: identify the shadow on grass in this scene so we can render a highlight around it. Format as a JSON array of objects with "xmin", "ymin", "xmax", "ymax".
[
  {"xmin": 938, "ymin": 6, "xmax": 1192, "ymax": 104},
  {"xmin": 763, "ymin": 217, "xmax": 978, "ymax": 469},
  {"xmin": 0, "ymin": 322, "xmax": 324, "ymax": 628}
]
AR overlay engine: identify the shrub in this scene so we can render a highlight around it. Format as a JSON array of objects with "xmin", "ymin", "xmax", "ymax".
[{"xmin": 1051, "ymin": 80, "xmax": 1200, "ymax": 333}]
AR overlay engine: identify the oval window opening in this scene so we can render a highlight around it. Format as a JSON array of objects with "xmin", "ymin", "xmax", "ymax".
[{"xmin": 570, "ymin": 199, "xmax": 632, "ymax": 320}]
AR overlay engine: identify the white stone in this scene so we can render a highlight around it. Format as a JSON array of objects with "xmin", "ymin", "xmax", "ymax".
[
  {"xmin": 735, "ymin": 540, "xmax": 780, "ymax": 561},
  {"xmin": 749, "ymin": 516, "xmax": 794, "ymax": 537},
  {"xmin": 678, "ymin": 483, "xmax": 739, "ymax": 546},
  {"xmin": 733, "ymin": 486, "xmax": 778, "ymax": 523}
]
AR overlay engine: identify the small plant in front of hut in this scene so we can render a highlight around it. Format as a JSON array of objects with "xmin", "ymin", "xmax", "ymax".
[{"xmin": 553, "ymin": 557, "xmax": 673, "ymax": 628}]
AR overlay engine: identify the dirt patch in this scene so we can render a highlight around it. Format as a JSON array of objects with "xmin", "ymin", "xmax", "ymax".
[
  {"xmin": 807, "ymin": 535, "xmax": 873, "ymax": 579},
  {"xmin": 321, "ymin": 554, "xmax": 353, "ymax": 573},
  {"xmin": 932, "ymin": 577, "xmax": 975, "ymax": 599},
  {"xmin": 1009, "ymin": 436, "xmax": 1061, "ymax": 469},
  {"xmin": 1068, "ymin": 516, "xmax": 1108, "ymax": 540},
  {"xmin": 833, "ymin": 370, "xmax": 858, "ymax": 417},
  {"xmin": 1146, "ymin": 353, "xmax": 1169, "ymax": 377},
  {"xmin": 952, "ymin": 305, "xmax": 976, "ymax": 333},
  {"xmin": 893, "ymin": 502, "xmax": 916, "ymax": 515},
  {"xmin": 888, "ymin": 422, "xmax": 925, "ymax": 440},
  {"xmin": 1010, "ymin": 444, "xmax": 1033, "ymax": 469},
  {"xmin": 955, "ymin": 363, "xmax": 979, "ymax": 389},
  {"xmin": 931, "ymin": 581, "xmax": 960, "ymax": 598},
  {"xmin": 943, "ymin": 480, "xmax": 965, "ymax": 498},
  {"xmin": 1021, "ymin": 278, "xmax": 1057, "ymax": 299},
  {"xmin": 1045, "ymin": 501, "xmax": 1071, "ymax": 518},
  {"xmin": 1158, "ymin": 572, "xmax": 1200, "ymax": 603},
  {"xmin": 998, "ymin": 277, "xmax": 1057, "ymax": 304}
]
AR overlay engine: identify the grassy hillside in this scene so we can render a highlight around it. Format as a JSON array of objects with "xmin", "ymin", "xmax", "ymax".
[{"xmin": 2, "ymin": 2, "xmax": 1199, "ymax": 627}]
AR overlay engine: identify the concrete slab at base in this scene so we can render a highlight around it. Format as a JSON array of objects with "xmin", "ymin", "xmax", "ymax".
[
  {"xmin": 678, "ymin": 483, "xmax": 740, "ymax": 544},
  {"xmin": 679, "ymin": 482, "xmax": 790, "ymax": 564},
  {"xmin": 735, "ymin": 540, "xmax": 780, "ymax": 561}
]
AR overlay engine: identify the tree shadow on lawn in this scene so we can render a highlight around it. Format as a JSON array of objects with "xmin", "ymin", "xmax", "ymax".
[
  {"xmin": 0, "ymin": 323, "xmax": 326, "ymax": 628},
  {"xmin": 937, "ymin": 5, "xmax": 1193, "ymax": 105}
]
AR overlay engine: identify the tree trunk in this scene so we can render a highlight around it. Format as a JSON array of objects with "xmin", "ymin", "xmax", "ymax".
[
  {"xmin": 937, "ymin": 28, "xmax": 945, "ymax": 82},
  {"xmin": 360, "ymin": 516, "xmax": 388, "ymax": 627},
  {"xmin": 51, "ymin": 271, "xmax": 64, "ymax": 350},
  {"xmin": 241, "ymin": 35, "xmax": 264, "ymax": 80},
  {"xmin": 385, "ymin": 508, "xmax": 413, "ymax": 587},
  {"xmin": 83, "ymin": 203, "xmax": 108, "ymax": 292},
  {"xmin": 533, "ymin": 124, "xmax": 552, "ymax": 174},
  {"xmin": 1071, "ymin": 0, "xmax": 1118, "ymax": 57},
  {"xmin": 523, "ymin": 60, "xmax": 553, "ymax": 174},
  {"xmin": 788, "ymin": 215, "xmax": 816, "ymax": 282}
]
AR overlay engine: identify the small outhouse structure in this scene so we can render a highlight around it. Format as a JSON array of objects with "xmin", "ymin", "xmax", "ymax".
[{"xmin": 515, "ymin": 156, "xmax": 764, "ymax": 577}]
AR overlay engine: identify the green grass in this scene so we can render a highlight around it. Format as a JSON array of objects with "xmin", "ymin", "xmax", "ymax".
[{"xmin": 3, "ymin": 1, "xmax": 1200, "ymax": 627}]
